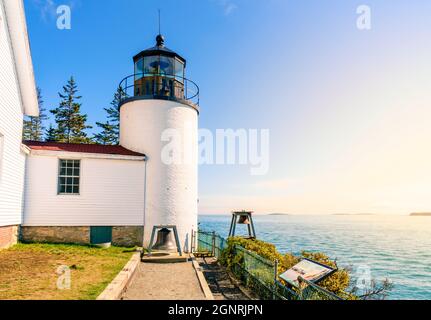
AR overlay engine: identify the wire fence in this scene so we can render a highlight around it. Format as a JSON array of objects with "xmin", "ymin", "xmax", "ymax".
[
  {"xmin": 297, "ymin": 278, "xmax": 343, "ymax": 300},
  {"xmin": 231, "ymin": 244, "xmax": 283, "ymax": 300},
  {"xmin": 196, "ymin": 230, "xmax": 343, "ymax": 301},
  {"xmin": 196, "ymin": 230, "xmax": 213, "ymax": 255}
]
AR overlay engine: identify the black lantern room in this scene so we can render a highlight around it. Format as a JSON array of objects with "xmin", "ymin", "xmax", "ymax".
[
  {"xmin": 119, "ymin": 35, "xmax": 199, "ymax": 108},
  {"xmin": 134, "ymin": 35, "xmax": 187, "ymax": 101}
]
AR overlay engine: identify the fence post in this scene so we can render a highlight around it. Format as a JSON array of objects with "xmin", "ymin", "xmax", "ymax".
[
  {"xmin": 211, "ymin": 231, "xmax": 216, "ymax": 256},
  {"xmin": 191, "ymin": 229, "xmax": 195, "ymax": 253},
  {"xmin": 298, "ymin": 277, "xmax": 305, "ymax": 300},
  {"xmin": 273, "ymin": 259, "xmax": 279, "ymax": 300}
]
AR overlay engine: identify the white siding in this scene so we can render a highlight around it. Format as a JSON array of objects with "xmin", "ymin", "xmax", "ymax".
[
  {"xmin": 23, "ymin": 155, "xmax": 146, "ymax": 226},
  {"xmin": 0, "ymin": 1, "xmax": 27, "ymax": 227}
]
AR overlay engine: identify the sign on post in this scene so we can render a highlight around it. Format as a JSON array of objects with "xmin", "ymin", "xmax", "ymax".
[{"xmin": 279, "ymin": 258, "xmax": 336, "ymax": 288}]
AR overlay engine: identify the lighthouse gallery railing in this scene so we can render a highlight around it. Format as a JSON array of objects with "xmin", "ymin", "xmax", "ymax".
[{"xmin": 118, "ymin": 73, "xmax": 199, "ymax": 107}]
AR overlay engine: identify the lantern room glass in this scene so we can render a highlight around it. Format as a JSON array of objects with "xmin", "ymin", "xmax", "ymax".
[
  {"xmin": 175, "ymin": 58, "xmax": 184, "ymax": 83},
  {"xmin": 134, "ymin": 56, "xmax": 184, "ymax": 79},
  {"xmin": 134, "ymin": 58, "xmax": 144, "ymax": 80},
  {"xmin": 143, "ymin": 56, "xmax": 159, "ymax": 75},
  {"xmin": 159, "ymin": 56, "xmax": 174, "ymax": 75}
]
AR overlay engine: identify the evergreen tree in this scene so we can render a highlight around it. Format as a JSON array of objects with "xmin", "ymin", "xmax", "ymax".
[
  {"xmin": 93, "ymin": 86, "xmax": 124, "ymax": 145},
  {"xmin": 94, "ymin": 121, "xmax": 117, "ymax": 145},
  {"xmin": 45, "ymin": 124, "xmax": 58, "ymax": 142},
  {"xmin": 23, "ymin": 88, "xmax": 48, "ymax": 141},
  {"xmin": 50, "ymin": 77, "xmax": 92, "ymax": 144}
]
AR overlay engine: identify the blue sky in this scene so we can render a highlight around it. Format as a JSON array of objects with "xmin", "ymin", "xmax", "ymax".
[{"xmin": 25, "ymin": 0, "xmax": 431, "ymax": 215}]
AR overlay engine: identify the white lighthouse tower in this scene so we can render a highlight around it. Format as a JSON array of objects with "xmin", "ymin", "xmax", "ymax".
[{"xmin": 119, "ymin": 35, "xmax": 199, "ymax": 252}]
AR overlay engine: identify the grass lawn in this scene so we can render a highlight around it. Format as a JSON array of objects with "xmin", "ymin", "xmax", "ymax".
[{"xmin": 0, "ymin": 243, "xmax": 135, "ymax": 300}]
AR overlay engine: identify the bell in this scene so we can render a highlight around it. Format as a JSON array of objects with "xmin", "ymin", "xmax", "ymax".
[
  {"xmin": 152, "ymin": 228, "xmax": 177, "ymax": 251},
  {"xmin": 237, "ymin": 214, "xmax": 251, "ymax": 225}
]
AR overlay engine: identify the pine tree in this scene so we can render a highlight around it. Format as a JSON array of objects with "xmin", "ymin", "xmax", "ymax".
[
  {"xmin": 94, "ymin": 121, "xmax": 117, "ymax": 145},
  {"xmin": 45, "ymin": 124, "xmax": 58, "ymax": 142},
  {"xmin": 50, "ymin": 77, "xmax": 92, "ymax": 144},
  {"xmin": 93, "ymin": 86, "xmax": 124, "ymax": 145},
  {"xmin": 23, "ymin": 88, "xmax": 48, "ymax": 141}
]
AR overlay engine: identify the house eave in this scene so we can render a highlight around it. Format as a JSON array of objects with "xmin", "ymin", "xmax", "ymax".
[
  {"xmin": 3, "ymin": 0, "xmax": 39, "ymax": 117},
  {"xmin": 28, "ymin": 149, "xmax": 147, "ymax": 161},
  {"xmin": 20, "ymin": 143, "xmax": 31, "ymax": 155}
]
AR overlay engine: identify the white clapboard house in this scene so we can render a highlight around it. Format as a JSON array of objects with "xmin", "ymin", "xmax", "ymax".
[
  {"xmin": 0, "ymin": 0, "xmax": 39, "ymax": 249},
  {"xmin": 0, "ymin": 1, "xmax": 199, "ymax": 250}
]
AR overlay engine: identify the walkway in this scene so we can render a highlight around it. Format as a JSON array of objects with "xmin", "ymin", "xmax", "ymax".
[{"xmin": 122, "ymin": 261, "xmax": 206, "ymax": 300}]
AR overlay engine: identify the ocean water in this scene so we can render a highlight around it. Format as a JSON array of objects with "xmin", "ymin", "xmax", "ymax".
[{"xmin": 198, "ymin": 214, "xmax": 431, "ymax": 300}]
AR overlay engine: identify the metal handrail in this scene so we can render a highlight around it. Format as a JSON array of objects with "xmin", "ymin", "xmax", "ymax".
[{"xmin": 118, "ymin": 72, "xmax": 199, "ymax": 106}]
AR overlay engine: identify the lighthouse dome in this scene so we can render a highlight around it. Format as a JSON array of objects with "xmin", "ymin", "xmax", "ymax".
[{"xmin": 133, "ymin": 34, "xmax": 187, "ymax": 67}]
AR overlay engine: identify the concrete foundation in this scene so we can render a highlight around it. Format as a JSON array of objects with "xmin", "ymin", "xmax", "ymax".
[
  {"xmin": 112, "ymin": 227, "xmax": 143, "ymax": 247},
  {"xmin": 20, "ymin": 226, "xmax": 90, "ymax": 245},
  {"xmin": 0, "ymin": 225, "xmax": 19, "ymax": 249},
  {"xmin": 20, "ymin": 226, "xmax": 144, "ymax": 247}
]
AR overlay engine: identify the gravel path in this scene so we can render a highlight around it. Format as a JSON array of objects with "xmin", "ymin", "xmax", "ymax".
[{"xmin": 122, "ymin": 261, "xmax": 205, "ymax": 300}]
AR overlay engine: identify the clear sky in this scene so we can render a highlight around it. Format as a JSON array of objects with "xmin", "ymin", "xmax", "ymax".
[{"xmin": 24, "ymin": 0, "xmax": 431, "ymax": 215}]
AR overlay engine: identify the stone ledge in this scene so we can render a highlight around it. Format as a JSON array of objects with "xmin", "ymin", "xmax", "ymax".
[
  {"xmin": 97, "ymin": 252, "xmax": 141, "ymax": 300},
  {"xmin": 190, "ymin": 253, "xmax": 215, "ymax": 300},
  {"xmin": 20, "ymin": 226, "xmax": 90, "ymax": 244}
]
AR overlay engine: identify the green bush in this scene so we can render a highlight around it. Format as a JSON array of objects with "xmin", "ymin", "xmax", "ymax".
[
  {"xmin": 220, "ymin": 237, "xmax": 352, "ymax": 298},
  {"xmin": 300, "ymin": 251, "xmax": 350, "ymax": 296}
]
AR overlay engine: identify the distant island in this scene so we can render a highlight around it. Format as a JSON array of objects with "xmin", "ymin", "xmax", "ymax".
[
  {"xmin": 267, "ymin": 213, "xmax": 289, "ymax": 216},
  {"xmin": 333, "ymin": 213, "xmax": 377, "ymax": 216},
  {"xmin": 410, "ymin": 213, "xmax": 431, "ymax": 217}
]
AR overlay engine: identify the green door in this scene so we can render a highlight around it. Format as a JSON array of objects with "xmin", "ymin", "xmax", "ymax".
[{"xmin": 90, "ymin": 227, "xmax": 112, "ymax": 244}]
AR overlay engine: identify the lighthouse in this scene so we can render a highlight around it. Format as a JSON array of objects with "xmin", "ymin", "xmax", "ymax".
[{"xmin": 118, "ymin": 35, "xmax": 199, "ymax": 252}]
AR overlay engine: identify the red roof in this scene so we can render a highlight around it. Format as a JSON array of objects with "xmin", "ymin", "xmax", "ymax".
[{"xmin": 23, "ymin": 141, "xmax": 145, "ymax": 157}]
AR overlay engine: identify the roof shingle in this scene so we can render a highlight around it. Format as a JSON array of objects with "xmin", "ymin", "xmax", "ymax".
[{"xmin": 23, "ymin": 141, "xmax": 145, "ymax": 157}]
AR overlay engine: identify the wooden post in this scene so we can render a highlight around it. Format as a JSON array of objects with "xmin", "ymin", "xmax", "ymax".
[
  {"xmin": 298, "ymin": 277, "xmax": 306, "ymax": 300},
  {"xmin": 249, "ymin": 214, "xmax": 257, "ymax": 238},
  {"xmin": 228, "ymin": 213, "xmax": 235, "ymax": 237}
]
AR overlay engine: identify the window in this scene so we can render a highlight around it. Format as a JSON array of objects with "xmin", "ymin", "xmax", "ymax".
[
  {"xmin": 159, "ymin": 56, "xmax": 174, "ymax": 76},
  {"xmin": 174, "ymin": 59, "xmax": 184, "ymax": 83},
  {"xmin": 143, "ymin": 55, "xmax": 159, "ymax": 75},
  {"xmin": 134, "ymin": 58, "xmax": 143, "ymax": 80},
  {"xmin": 58, "ymin": 159, "xmax": 80, "ymax": 195}
]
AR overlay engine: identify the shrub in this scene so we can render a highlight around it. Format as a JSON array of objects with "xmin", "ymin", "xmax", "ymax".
[
  {"xmin": 300, "ymin": 251, "xmax": 350, "ymax": 295},
  {"xmin": 220, "ymin": 237, "xmax": 351, "ymax": 297}
]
